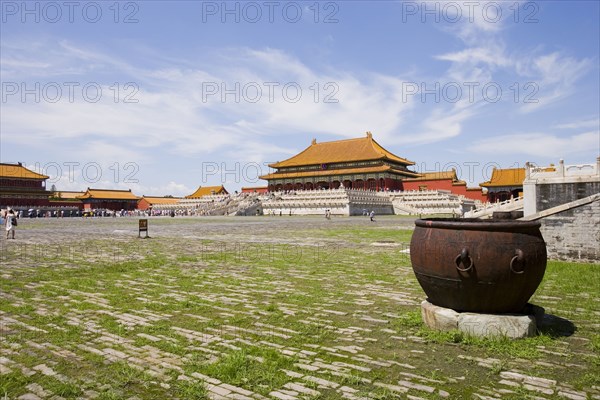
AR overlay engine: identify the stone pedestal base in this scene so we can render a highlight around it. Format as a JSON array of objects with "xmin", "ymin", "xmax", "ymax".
[{"xmin": 421, "ymin": 300, "xmax": 544, "ymax": 339}]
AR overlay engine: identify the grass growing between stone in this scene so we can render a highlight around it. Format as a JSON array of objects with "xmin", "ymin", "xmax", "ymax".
[{"xmin": 1, "ymin": 216, "xmax": 598, "ymax": 399}]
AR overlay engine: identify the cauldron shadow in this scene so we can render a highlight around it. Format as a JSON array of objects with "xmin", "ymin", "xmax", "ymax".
[{"xmin": 538, "ymin": 314, "xmax": 576, "ymax": 338}]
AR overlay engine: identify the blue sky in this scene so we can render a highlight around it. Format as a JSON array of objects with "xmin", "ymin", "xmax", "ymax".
[{"xmin": 1, "ymin": 1, "xmax": 599, "ymax": 195}]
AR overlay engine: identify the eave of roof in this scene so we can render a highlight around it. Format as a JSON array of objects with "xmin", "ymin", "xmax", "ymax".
[
  {"xmin": 259, "ymin": 165, "xmax": 420, "ymax": 180},
  {"xmin": 0, "ymin": 163, "xmax": 49, "ymax": 180}
]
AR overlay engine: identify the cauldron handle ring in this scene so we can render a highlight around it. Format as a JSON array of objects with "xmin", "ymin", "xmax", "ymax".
[
  {"xmin": 510, "ymin": 249, "xmax": 525, "ymax": 274},
  {"xmin": 455, "ymin": 248, "xmax": 473, "ymax": 272}
]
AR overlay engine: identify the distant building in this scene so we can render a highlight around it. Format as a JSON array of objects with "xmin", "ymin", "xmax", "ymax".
[
  {"xmin": 0, "ymin": 162, "xmax": 52, "ymax": 207},
  {"xmin": 260, "ymin": 132, "xmax": 419, "ymax": 191},
  {"xmin": 241, "ymin": 186, "xmax": 268, "ymax": 194},
  {"xmin": 53, "ymin": 191, "xmax": 85, "ymax": 200},
  {"xmin": 403, "ymin": 169, "xmax": 486, "ymax": 201},
  {"xmin": 77, "ymin": 188, "xmax": 140, "ymax": 210},
  {"xmin": 185, "ymin": 185, "xmax": 228, "ymax": 198},
  {"xmin": 138, "ymin": 196, "xmax": 181, "ymax": 211},
  {"xmin": 49, "ymin": 190, "xmax": 85, "ymax": 209},
  {"xmin": 479, "ymin": 168, "xmax": 526, "ymax": 202}
]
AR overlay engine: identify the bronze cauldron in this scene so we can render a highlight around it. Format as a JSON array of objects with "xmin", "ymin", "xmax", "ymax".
[{"xmin": 410, "ymin": 218, "xmax": 547, "ymax": 313}]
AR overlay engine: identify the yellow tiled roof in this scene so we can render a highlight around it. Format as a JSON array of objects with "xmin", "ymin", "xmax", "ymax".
[
  {"xmin": 404, "ymin": 169, "xmax": 468, "ymax": 186},
  {"xmin": 270, "ymin": 133, "xmax": 414, "ymax": 168},
  {"xmin": 185, "ymin": 185, "xmax": 228, "ymax": 198},
  {"xmin": 404, "ymin": 170, "xmax": 456, "ymax": 181},
  {"xmin": 260, "ymin": 165, "xmax": 420, "ymax": 180},
  {"xmin": 140, "ymin": 196, "xmax": 181, "ymax": 205},
  {"xmin": 0, "ymin": 163, "xmax": 48, "ymax": 179},
  {"xmin": 55, "ymin": 191, "xmax": 85, "ymax": 199},
  {"xmin": 77, "ymin": 188, "xmax": 140, "ymax": 200},
  {"xmin": 479, "ymin": 168, "xmax": 525, "ymax": 187}
]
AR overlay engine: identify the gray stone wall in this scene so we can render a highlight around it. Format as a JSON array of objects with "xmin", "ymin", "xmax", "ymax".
[
  {"xmin": 536, "ymin": 182, "xmax": 600, "ymax": 212},
  {"xmin": 540, "ymin": 199, "xmax": 599, "ymax": 263}
]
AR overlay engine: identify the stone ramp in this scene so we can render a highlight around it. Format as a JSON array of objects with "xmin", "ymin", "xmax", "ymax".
[
  {"xmin": 465, "ymin": 196, "xmax": 524, "ymax": 219},
  {"xmin": 519, "ymin": 193, "xmax": 599, "ymax": 221}
]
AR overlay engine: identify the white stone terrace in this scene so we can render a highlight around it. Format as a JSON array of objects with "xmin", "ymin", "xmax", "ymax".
[{"xmin": 525, "ymin": 157, "xmax": 600, "ymax": 183}]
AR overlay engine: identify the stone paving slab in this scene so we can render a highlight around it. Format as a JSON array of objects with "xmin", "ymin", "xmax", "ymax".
[{"xmin": 0, "ymin": 216, "xmax": 598, "ymax": 399}]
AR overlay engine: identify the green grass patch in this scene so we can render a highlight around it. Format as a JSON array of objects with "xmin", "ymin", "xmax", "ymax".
[
  {"xmin": 174, "ymin": 379, "xmax": 208, "ymax": 399},
  {"xmin": 201, "ymin": 348, "xmax": 295, "ymax": 395},
  {"xmin": 0, "ymin": 371, "xmax": 30, "ymax": 399}
]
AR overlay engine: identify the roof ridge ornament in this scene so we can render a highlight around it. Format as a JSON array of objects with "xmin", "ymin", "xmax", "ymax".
[
  {"xmin": 312, "ymin": 138, "xmax": 317, "ymax": 145},
  {"xmin": 366, "ymin": 131, "xmax": 372, "ymax": 139}
]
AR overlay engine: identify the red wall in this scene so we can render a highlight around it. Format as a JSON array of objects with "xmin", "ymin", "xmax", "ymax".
[
  {"xmin": 137, "ymin": 198, "xmax": 151, "ymax": 211},
  {"xmin": 403, "ymin": 179, "xmax": 485, "ymax": 201},
  {"xmin": 0, "ymin": 197, "xmax": 50, "ymax": 207}
]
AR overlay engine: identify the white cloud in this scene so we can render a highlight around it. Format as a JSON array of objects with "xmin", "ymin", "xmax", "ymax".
[
  {"xmin": 134, "ymin": 181, "xmax": 194, "ymax": 197},
  {"xmin": 437, "ymin": 0, "xmax": 513, "ymax": 44},
  {"xmin": 402, "ymin": 104, "xmax": 479, "ymax": 146},
  {"xmin": 2, "ymin": 12, "xmax": 596, "ymax": 193},
  {"xmin": 467, "ymin": 131, "xmax": 599, "ymax": 158},
  {"xmin": 428, "ymin": 0, "xmax": 593, "ymax": 118},
  {"xmin": 517, "ymin": 53, "xmax": 592, "ymax": 113},
  {"xmin": 436, "ymin": 33, "xmax": 591, "ymax": 115},
  {"xmin": 553, "ymin": 118, "xmax": 600, "ymax": 130},
  {"xmin": 1, "ymin": 40, "xmax": 418, "ymax": 164},
  {"xmin": 436, "ymin": 47, "xmax": 592, "ymax": 118},
  {"xmin": 31, "ymin": 161, "xmax": 194, "ymax": 197},
  {"xmin": 436, "ymin": 45, "xmax": 511, "ymax": 69}
]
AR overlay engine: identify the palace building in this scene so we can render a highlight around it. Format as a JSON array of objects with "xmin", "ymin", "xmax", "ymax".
[
  {"xmin": 185, "ymin": 185, "xmax": 229, "ymax": 198},
  {"xmin": 260, "ymin": 132, "xmax": 419, "ymax": 191},
  {"xmin": 137, "ymin": 196, "xmax": 181, "ymax": 211},
  {"xmin": 403, "ymin": 170, "xmax": 486, "ymax": 201},
  {"xmin": 479, "ymin": 167, "xmax": 526, "ymax": 202},
  {"xmin": 77, "ymin": 188, "xmax": 140, "ymax": 211},
  {"xmin": 49, "ymin": 190, "xmax": 85, "ymax": 209},
  {"xmin": 53, "ymin": 191, "xmax": 85, "ymax": 200},
  {"xmin": 0, "ymin": 162, "xmax": 52, "ymax": 207}
]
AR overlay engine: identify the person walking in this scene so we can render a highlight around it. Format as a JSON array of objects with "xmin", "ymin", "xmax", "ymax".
[
  {"xmin": 5, "ymin": 209, "xmax": 16, "ymax": 239},
  {"xmin": 369, "ymin": 210, "xmax": 375, "ymax": 222}
]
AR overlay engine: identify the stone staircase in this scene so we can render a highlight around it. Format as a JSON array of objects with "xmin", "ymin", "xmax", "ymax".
[
  {"xmin": 389, "ymin": 190, "xmax": 472, "ymax": 216},
  {"xmin": 261, "ymin": 188, "xmax": 395, "ymax": 216},
  {"xmin": 152, "ymin": 189, "xmax": 480, "ymax": 217},
  {"xmin": 262, "ymin": 188, "xmax": 351, "ymax": 216}
]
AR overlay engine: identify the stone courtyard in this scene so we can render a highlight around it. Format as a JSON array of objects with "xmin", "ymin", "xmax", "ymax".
[{"xmin": 1, "ymin": 216, "xmax": 598, "ymax": 399}]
